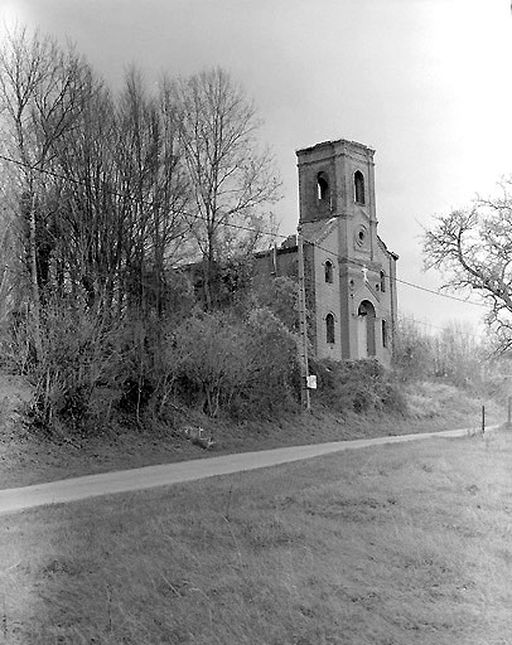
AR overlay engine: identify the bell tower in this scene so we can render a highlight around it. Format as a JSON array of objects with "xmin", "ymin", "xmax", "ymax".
[
  {"xmin": 296, "ymin": 138, "xmax": 378, "ymax": 261},
  {"xmin": 295, "ymin": 138, "xmax": 397, "ymax": 365}
]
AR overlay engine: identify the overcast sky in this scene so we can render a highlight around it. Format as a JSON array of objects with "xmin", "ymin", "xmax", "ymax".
[{"xmin": 2, "ymin": 0, "xmax": 512, "ymax": 333}]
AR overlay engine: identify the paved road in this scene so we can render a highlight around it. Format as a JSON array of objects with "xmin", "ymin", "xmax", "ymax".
[{"xmin": 0, "ymin": 424, "xmax": 499, "ymax": 516}]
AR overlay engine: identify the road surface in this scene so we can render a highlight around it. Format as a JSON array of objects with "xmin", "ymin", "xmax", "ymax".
[{"xmin": 0, "ymin": 424, "xmax": 498, "ymax": 516}]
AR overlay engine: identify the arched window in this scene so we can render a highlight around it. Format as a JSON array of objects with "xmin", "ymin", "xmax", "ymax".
[
  {"xmin": 324, "ymin": 260, "xmax": 333, "ymax": 284},
  {"xmin": 354, "ymin": 170, "xmax": 365, "ymax": 204},
  {"xmin": 380, "ymin": 270, "xmax": 386, "ymax": 292},
  {"xmin": 317, "ymin": 172, "xmax": 329, "ymax": 201},
  {"xmin": 357, "ymin": 300, "xmax": 376, "ymax": 357},
  {"xmin": 326, "ymin": 313, "xmax": 335, "ymax": 344}
]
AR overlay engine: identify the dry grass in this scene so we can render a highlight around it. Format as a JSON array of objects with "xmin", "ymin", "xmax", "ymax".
[
  {"xmin": 2, "ymin": 429, "xmax": 512, "ymax": 643},
  {"xmin": 0, "ymin": 373, "xmax": 502, "ymax": 489}
]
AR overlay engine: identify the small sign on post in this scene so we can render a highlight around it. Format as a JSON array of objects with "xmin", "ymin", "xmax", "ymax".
[{"xmin": 306, "ymin": 375, "xmax": 317, "ymax": 390}]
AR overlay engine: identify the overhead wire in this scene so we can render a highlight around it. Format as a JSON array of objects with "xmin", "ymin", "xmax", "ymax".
[{"xmin": 0, "ymin": 150, "xmax": 489, "ymax": 310}]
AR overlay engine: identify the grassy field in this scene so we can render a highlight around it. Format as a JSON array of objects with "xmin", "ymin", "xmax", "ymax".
[
  {"xmin": 2, "ymin": 429, "xmax": 512, "ymax": 644},
  {"xmin": 0, "ymin": 376, "xmax": 502, "ymax": 489}
]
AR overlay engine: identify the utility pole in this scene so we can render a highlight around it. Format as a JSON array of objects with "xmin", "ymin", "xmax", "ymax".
[{"xmin": 297, "ymin": 226, "xmax": 311, "ymax": 411}]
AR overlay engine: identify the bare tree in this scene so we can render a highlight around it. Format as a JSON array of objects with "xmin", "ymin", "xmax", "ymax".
[
  {"xmin": 0, "ymin": 27, "xmax": 90, "ymax": 358},
  {"xmin": 169, "ymin": 67, "xmax": 281, "ymax": 308},
  {"xmin": 116, "ymin": 70, "xmax": 190, "ymax": 315},
  {"xmin": 431, "ymin": 321, "xmax": 484, "ymax": 385},
  {"xmin": 423, "ymin": 179, "xmax": 512, "ymax": 351}
]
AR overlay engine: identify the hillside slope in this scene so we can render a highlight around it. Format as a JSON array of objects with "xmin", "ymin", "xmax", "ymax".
[{"xmin": 0, "ymin": 371, "xmax": 503, "ymax": 489}]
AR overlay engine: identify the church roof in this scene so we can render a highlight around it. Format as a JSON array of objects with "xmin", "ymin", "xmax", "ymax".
[
  {"xmin": 296, "ymin": 138, "xmax": 375, "ymax": 155},
  {"xmin": 376, "ymin": 234, "xmax": 399, "ymax": 260},
  {"xmin": 301, "ymin": 217, "xmax": 338, "ymax": 246}
]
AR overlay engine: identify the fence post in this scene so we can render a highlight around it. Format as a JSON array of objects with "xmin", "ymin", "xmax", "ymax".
[{"xmin": 481, "ymin": 405, "xmax": 485, "ymax": 435}]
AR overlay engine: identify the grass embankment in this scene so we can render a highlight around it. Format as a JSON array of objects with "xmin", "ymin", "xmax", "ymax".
[
  {"xmin": 2, "ymin": 429, "xmax": 512, "ymax": 644},
  {"xmin": 0, "ymin": 373, "xmax": 503, "ymax": 488}
]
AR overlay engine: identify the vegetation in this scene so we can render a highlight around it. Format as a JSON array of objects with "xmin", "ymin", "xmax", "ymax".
[
  {"xmin": 393, "ymin": 317, "xmax": 487, "ymax": 386},
  {"xmin": 2, "ymin": 430, "xmax": 512, "ymax": 643},
  {"xmin": 0, "ymin": 26, "xmax": 412, "ymax": 445},
  {"xmin": 0, "ymin": 26, "xmax": 505, "ymax": 455},
  {"xmin": 0, "ymin": 27, "xmax": 287, "ymax": 434},
  {"xmin": 313, "ymin": 358, "xmax": 407, "ymax": 415},
  {"xmin": 423, "ymin": 179, "xmax": 512, "ymax": 352}
]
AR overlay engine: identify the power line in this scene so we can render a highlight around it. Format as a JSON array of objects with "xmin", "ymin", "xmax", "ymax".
[
  {"xmin": 0, "ymin": 151, "xmax": 287, "ymax": 239},
  {"xmin": 392, "ymin": 277, "xmax": 486, "ymax": 308},
  {"xmin": 308, "ymin": 237, "xmax": 487, "ymax": 308},
  {"xmin": 0, "ymin": 150, "xmax": 492, "ymax": 309}
]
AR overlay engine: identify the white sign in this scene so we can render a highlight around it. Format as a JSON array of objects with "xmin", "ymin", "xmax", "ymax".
[{"xmin": 306, "ymin": 375, "xmax": 317, "ymax": 390}]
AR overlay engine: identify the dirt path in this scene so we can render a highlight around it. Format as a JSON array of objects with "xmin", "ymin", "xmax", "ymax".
[{"xmin": 0, "ymin": 424, "xmax": 498, "ymax": 516}]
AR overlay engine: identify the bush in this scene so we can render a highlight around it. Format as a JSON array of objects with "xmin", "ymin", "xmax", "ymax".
[
  {"xmin": 168, "ymin": 312, "xmax": 250, "ymax": 417},
  {"xmin": 253, "ymin": 276, "xmax": 299, "ymax": 332},
  {"xmin": 236, "ymin": 307, "xmax": 300, "ymax": 416},
  {"xmin": 393, "ymin": 316, "xmax": 436, "ymax": 381},
  {"xmin": 312, "ymin": 358, "xmax": 407, "ymax": 416},
  {"xmin": 168, "ymin": 308, "xmax": 300, "ymax": 418},
  {"xmin": 27, "ymin": 300, "xmax": 122, "ymax": 433}
]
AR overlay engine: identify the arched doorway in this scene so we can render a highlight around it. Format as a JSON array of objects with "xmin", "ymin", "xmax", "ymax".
[{"xmin": 357, "ymin": 300, "xmax": 376, "ymax": 358}]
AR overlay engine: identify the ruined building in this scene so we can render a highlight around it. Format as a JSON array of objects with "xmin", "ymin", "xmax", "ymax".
[{"xmin": 255, "ymin": 138, "xmax": 398, "ymax": 366}]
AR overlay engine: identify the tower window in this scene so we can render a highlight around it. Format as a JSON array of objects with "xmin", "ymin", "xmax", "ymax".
[
  {"xmin": 324, "ymin": 260, "xmax": 333, "ymax": 283},
  {"xmin": 382, "ymin": 320, "xmax": 388, "ymax": 348},
  {"xmin": 326, "ymin": 313, "xmax": 335, "ymax": 344},
  {"xmin": 380, "ymin": 270, "xmax": 386, "ymax": 292},
  {"xmin": 354, "ymin": 170, "xmax": 365, "ymax": 204},
  {"xmin": 317, "ymin": 172, "xmax": 329, "ymax": 201}
]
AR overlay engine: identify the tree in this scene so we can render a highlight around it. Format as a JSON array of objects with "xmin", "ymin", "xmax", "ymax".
[
  {"xmin": 0, "ymin": 27, "xmax": 91, "ymax": 358},
  {"xmin": 432, "ymin": 320, "xmax": 484, "ymax": 386},
  {"xmin": 169, "ymin": 67, "xmax": 281, "ymax": 309},
  {"xmin": 423, "ymin": 180, "xmax": 512, "ymax": 352},
  {"xmin": 392, "ymin": 316, "xmax": 435, "ymax": 380},
  {"xmin": 115, "ymin": 70, "xmax": 190, "ymax": 315}
]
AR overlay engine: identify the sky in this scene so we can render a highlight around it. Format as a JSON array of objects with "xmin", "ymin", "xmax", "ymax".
[{"xmin": 2, "ymin": 0, "xmax": 512, "ymax": 334}]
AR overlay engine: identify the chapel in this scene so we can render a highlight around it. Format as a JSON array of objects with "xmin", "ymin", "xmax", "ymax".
[{"xmin": 255, "ymin": 138, "xmax": 398, "ymax": 366}]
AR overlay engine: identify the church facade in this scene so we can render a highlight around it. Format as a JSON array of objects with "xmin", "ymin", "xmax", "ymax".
[{"xmin": 255, "ymin": 138, "xmax": 398, "ymax": 366}]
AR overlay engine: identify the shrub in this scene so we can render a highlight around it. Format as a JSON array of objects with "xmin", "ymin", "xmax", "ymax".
[
  {"xmin": 312, "ymin": 358, "xmax": 407, "ymax": 416},
  {"xmin": 393, "ymin": 316, "xmax": 436, "ymax": 381},
  {"xmin": 169, "ymin": 312, "xmax": 250, "ymax": 417},
  {"xmin": 168, "ymin": 308, "xmax": 300, "ymax": 418},
  {"xmin": 253, "ymin": 276, "xmax": 299, "ymax": 332},
  {"xmin": 27, "ymin": 300, "xmax": 122, "ymax": 434},
  {"xmin": 236, "ymin": 307, "xmax": 300, "ymax": 416}
]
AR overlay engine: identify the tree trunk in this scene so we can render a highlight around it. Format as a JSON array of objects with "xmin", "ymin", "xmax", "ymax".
[{"xmin": 28, "ymin": 192, "xmax": 42, "ymax": 362}]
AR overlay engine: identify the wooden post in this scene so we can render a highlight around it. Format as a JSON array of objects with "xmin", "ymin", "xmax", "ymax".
[
  {"xmin": 297, "ymin": 227, "xmax": 310, "ymax": 411},
  {"xmin": 481, "ymin": 405, "xmax": 486, "ymax": 435}
]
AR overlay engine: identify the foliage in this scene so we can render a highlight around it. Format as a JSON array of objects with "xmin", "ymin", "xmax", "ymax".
[
  {"xmin": 431, "ymin": 321, "xmax": 485, "ymax": 387},
  {"xmin": 170, "ymin": 67, "xmax": 281, "ymax": 308},
  {"xmin": 393, "ymin": 315, "xmax": 489, "ymax": 393},
  {"xmin": 423, "ymin": 179, "xmax": 512, "ymax": 352},
  {"xmin": 26, "ymin": 300, "xmax": 121, "ymax": 433},
  {"xmin": 191, "ymin": 255, "xmax": 256, "ymax": 311},
  {"xmin": 168, "ymin": 312, "xmax": 250, "ymax": 417},
  {"xmin": 392, "ymin": 316, "xmax": 436, "ymax": 381},
  {"xmin": 312, "ymin": 358, "xmax": 407, "ymax": 415},
  {"xmin": 253, "ymin": 275, "xmax": 299, "ymax": 332},
  {"xmin": 169, "ymin": 309, "xmax": 299, "ymax": 418},
  {"xmin": 0, "ymin": 27, "xmax": 286, "ymax": 434},
  {"xmin": 238, "ymin": 307, "xmax": 299, "ymax": 416}
]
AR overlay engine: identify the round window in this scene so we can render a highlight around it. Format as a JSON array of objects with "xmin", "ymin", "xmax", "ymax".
[{"xmin": 355, "ymin": 225, "xmax": 368, "ymax": 248}]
